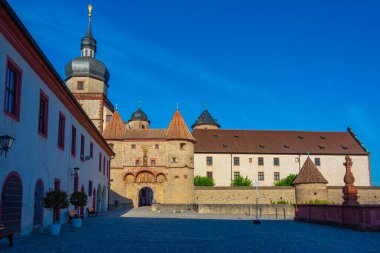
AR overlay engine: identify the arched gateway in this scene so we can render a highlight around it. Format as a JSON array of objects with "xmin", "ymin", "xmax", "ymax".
[{"xmin": 139, "ymin": 187, "xmax": 153, "ymax": 207}]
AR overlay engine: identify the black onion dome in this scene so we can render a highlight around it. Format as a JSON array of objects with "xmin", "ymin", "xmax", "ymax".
[
  {"xmin": 192, "ymin": 109, "xmax": 220, "ymax": 129},
  {"xmin": 65, "ymin": 57, "xmax": 110, "ymax": 83},
  {"xmin": 128, "ymin": 108, "xmax": 150, "ymax": 123}
]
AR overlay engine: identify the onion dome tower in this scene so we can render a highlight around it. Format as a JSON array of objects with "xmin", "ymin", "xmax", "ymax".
[
  {"xmin": 192, "ymin": 103, "xmax": 220, "ymax": 130},
  {"xmin": 127, "ymin": 103, "xmax": 150, "ymax": 129},
  {"xmin": 64, "ymin": 4, "xmax": 114, "ymax": 132}
]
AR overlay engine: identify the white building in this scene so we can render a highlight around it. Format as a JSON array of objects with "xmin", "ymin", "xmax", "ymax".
[
  {"xmin": 0, "ymin": 1, "xmax": 113, "ymax": 235},
  {"xmin": 192, "ymin": 110, "xmax": 370, "ymax": 187}
]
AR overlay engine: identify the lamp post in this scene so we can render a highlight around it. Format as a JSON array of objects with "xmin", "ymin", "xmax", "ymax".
[
  {"xmin": 253, "ymin": 180, "xmax": 261, "ymax": 224},
  {"xmin": 0, "ymin": 135, "xmax": 15, "ymax": 158},
  {"xmin": 71, "ymin": 167, "xmax": 80, "ymax": 177}
]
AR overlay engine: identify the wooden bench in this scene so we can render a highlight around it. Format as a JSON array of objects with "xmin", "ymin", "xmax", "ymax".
[
  {"xmin": 0, "ymin": 223, "xmax": 14, "ymax": 247},
  {"xmin": 87, "ymin": 208, "xmax": 98, "ymax": 217},
  {"xmin": 68, "ymin": 210, "xmax": 84, "ymax": 224}
]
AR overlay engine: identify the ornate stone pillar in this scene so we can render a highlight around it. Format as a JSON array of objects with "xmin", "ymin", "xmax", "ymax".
[{"xmin": 342, "ymin": 156, "xmax": 359, "ymax": 205}]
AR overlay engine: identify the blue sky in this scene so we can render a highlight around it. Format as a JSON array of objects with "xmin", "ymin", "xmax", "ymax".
[{"xmin": 8, "ymin": 0, "xmax": 380, "ymax": 185}]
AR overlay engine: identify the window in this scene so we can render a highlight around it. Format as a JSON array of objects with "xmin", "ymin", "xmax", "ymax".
[
  {"xmin": 233, "ymin": 157, "xmax": 240, "ymax": 166},
  {"xmin": 74, "ymin": 176, "xmax": 79, "ymax": 192},
  {"xmin": 249, "ymin": 158, "xmax": 252, "ymax": 163},
  {"xmin": 274, "ymin": 172, "xmax": 280, "ymax": 181},
  {"xmin": 71, "ymin": 126, "xmax": 77, "ymax": 157},
  {"xmin": 135, "ymin": 160, "xmax": 140, "ymax": 166},
  {"xmin": 99, "ymin": 153, "xmax": 102, "ymax": 172},
  {"xmin": 258, "ymin": 157, "xmax": 264, "ymax": 166},
  {"xmin": 315, "ymin": 158, "xmax": 321, "ymax": 166},
  {"xmin": 4, "ymin": 58, "xmax": 22, "ymax": 120},
  {"xmin": 155, "ymin": 144, "xmax": 159, "ymax": 149},
  {"xmin": 103, "ymin": 156, "xmax": 106, "ymax": 175},
  {"xmin": 131, "ymin": 144, "xmax": 136, "ymax": 149},
  {"xmin": 206, "ymin": 156, "xmax": 213, "ymax": 166},
  {"xmin": 106, "ymin": 115, "xmax": 112, "ymax": 122},
  {"xmin": 258, "ymin": 172, "xmax": 264, "ymax": 181},
  {"xmin": 90, "ymin": 142, "xmax": 93, "ymax": 158},
  {"xmin": 180, "ymin": 143, "xmax": 186, "ymax": 150},
  {"xmin": 234, "ymin": 171, "xmax": 240, "ymax": 178},
  {"xmin": 88, "ymin": 180, "xmax": 93, "ymax": 196},
  {"xmin": 172, "ymin": 157, "xmax": 177, "ymax": 163},
  {"xmin": 77, "ymin": 81, "xmax": 84, "ymax": 90},
  {"xmin": 207, "ymin": 172, "xmax": 213, "ymax": 179},
  {"xmin": 80, "ymin": 135, "xmax": 85, "ymax": 161},
  {"xmin": 151, "ymin": 159, "xmax": 156, "ymax": 166},
  {"xmin": 274, "ymin": 157, "xmax": 280, "ymax": 166},
  {"xmin": 57, "ymin": 113, "xmax": 65, "ymax": 149},
  {"xmin": 38, "ymin": 91, "xmax": 49, "ymax": 137}
]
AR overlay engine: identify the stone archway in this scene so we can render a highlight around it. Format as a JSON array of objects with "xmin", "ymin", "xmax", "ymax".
[{"xmin": 138, "ymin": 187, "xmax": 153, "ymax": 207}]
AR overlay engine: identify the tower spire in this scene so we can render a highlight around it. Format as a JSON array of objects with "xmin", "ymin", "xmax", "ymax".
[{"xmin": 81, "ymin": 4, "xmax": 97, "ymax": 58}]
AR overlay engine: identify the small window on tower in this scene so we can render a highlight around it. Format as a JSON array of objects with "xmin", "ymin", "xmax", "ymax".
[
  {"xmin": 135, "ymin": 160, "xmax": 140, "ymax": 166},
  {"xmin": 172, "ymin": 157, "xmax": 177, "ymax": 163},
  {"xmin": 106, "ymin": 115, "xmax": 112, "ymax": 122},
  {"xmin": 77, "ymin": 81, "xmax": 84, "ymax": 90},
  {"xmin": 155, "ymin": 144, "xmax": 159, "ymax": 149},
  {"xmin": 151, "ymin": 159, "xmax": 156, "ymax": 166},
  {"xmin": 180, "ymin": 143, "xmax": 186, "ymax": 150},
  {"xmin": 131, "ymin": 144, "xmax": 136, "ymax": 149}
]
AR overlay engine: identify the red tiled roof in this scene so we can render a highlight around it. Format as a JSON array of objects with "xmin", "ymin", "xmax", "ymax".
[
  {"xmin": 192, "ymin": 129, "xmax": 367, "ymax": 155},
  {"xmin": 166, "ymin": 110, "xmax": 196, "ymax": 143},
  {"xmin": 102, "ymin": 111, "xmax": 127, "ymax": 139},
  {"xmin": 293, "ymin": 157, "xmax": 328, "ymax": 184}
]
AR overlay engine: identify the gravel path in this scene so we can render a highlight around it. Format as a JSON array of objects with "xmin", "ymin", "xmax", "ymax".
[{"xmin": 1, "ymin": 208, "xmax": 380, "ymax": 253}]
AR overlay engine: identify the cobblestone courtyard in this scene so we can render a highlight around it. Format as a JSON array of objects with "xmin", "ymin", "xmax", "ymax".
[{"xmin": 1, "ymin": 208, "xmax": 380, "ymax": 253}]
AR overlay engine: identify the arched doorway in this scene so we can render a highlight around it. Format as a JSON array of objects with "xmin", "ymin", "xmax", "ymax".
[
  {"xmin": 102, "ymin": 185, "xmax": 107, "ymax": 212},
  {"xmin": 139, "ymin": 187, "xmax": 153, "ymax": 207},
  {"xmin": 97, "ymin": 185, "xmax": 102, "ymax": 212},
  {"xmin": 33, "ymin": 179, "xmax": 44, "ymax": 227},
  {"xmin": 92, "ymin": 188, "xmax": 96, "ymax": 210},
  {"xmin": 1, "ymin": 173, "xmax": 23, "ymax": 233}
]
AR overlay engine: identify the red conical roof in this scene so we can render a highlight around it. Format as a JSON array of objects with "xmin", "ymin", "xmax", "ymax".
[
  {"xmin": 293, "ymin": 157, "xmax": 328, "ymax": 184},
  {"xmin": 166, "ymin": 110, "xmax": 196, "ymax": 143},
  {"xmin": 103, "ymin": 110, "xmax": 127, "ymax": 139}
]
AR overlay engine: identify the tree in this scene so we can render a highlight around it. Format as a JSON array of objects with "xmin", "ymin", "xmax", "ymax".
[
  {"xmin": 194, "ymin": 176, "xmax": 215, "ymax": 186},
  {"xmin": 70, "ymin": 191, "xmax": 88, "ymax": 212},
  {"xmin": 232, "ymin": 175, "xmax": 252, "ymax": 186},
  {"xmin": 274, "ymin": 174, "xmax": 297, "ymax": 186},
  {"xmin": 43, "ymin": 189, "xmax": 69, "ymax": 223}
]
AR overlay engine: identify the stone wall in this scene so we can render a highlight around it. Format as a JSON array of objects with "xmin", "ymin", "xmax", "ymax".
[
  {"xmin": 195, "ymin": 186, "xmax": 295, "ymax": 204},
  {"xmin": 194, "ymin": 186, "xmax": 380, "ymax": 205}
]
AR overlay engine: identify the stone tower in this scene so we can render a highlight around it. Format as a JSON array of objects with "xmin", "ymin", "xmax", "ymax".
[
  {"xmin": 192, "ymin": 105, "xmax": 220, "ymax": 130},
  {"xmin": 127, "ymin": 106, "xmax": 150, "ymax": 129},
  {"xmin": 165, "ymin": 109, "xmax": 196, "ymax": 204},
  {"xmin": 293, "ymin": 157, "xmax": 328, "ymax": 204},
  {"xmin": 65, "ymin": 5, "xmax": 114, "ymax": 132}
]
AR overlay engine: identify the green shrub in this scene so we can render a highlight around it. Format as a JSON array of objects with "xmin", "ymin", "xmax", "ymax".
[
  {"xmin": 231, "ymin": 175, "xmax": 252, "ymax": 186},
  {"xmin": 43, "ymin": 189, "xmax": 69, "ymax": 223},
  {"xmin": 194, "ymin": 176, "xmax": 215, "ymax": 186},
  {"xmin": 274, "ymin": 174, "xmax": 297, "ymax": 186},
  {"xmin": 304, "ymin": 199, "xmax": 335, "ymax": 205},
  {"xmin": 270, "ymin": 200, "xmax": 294, "ymax": 205},
  {"xmin": 70, "ymin": 191, "xmax": 88, "ymax": 209}
]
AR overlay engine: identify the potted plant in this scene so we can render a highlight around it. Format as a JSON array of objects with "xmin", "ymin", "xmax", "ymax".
[
  {"xmin": 42, "ymin": 189, "xmax": 69, "ymax": 235},
  {"xmin": 69, "ymin": 191, "xmax": 88, "ymax": 228}
]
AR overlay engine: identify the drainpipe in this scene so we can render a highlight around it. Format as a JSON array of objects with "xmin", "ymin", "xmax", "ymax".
[
  {"xmin": 298, "ymin": 154, "xmax": 301, "ymax": 171},
  {"xmin": 107, "ymin": 155, "xmax": 115, "ymax": 211},
  {"xmin": 230, "ymin": 153, "xmax": 233, "ymax": 186}
]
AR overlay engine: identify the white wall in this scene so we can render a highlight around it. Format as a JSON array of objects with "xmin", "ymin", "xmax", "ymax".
[
  {"xmin": 0, "ymin": 34, "xmax": 110, "ymax": 235},
  {"xmin": 194, "ymin": 153, "xmax": 370, "ymax": 187}
]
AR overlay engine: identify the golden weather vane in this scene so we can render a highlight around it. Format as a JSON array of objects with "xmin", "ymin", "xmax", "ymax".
[{"xmin": 88, "ymin": 4, "xmax": 93, "ymax": 17}]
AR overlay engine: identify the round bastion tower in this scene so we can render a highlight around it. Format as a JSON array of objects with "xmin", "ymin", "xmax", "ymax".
[{"xmin": 164, "ymin": 109, "xmax": 196, "ymax": 205}]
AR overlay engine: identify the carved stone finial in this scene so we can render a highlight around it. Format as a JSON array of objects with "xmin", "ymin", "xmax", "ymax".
[{"xmin": 342, "ymin": 155, "xmax": 359, "ymax": 205}]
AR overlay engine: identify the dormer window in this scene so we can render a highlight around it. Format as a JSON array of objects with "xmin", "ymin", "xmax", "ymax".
[
  {"xmin": 259, "ymin": 144, "xmax": 265, "ymax": 149},
  {"xmin": 297, "ymin": 135, "xmax": 304, "ymax": 140},
  {"xmin": 320, "ymin": 136, "xmax": 326, "ymax": 140},
  {"xmin": 234, "ymin": 135, "xmax": 239, "ymax": 138},
  {"xmin": 341, "ymin": 146, "xmax": 349, "ymax": 150},
  {"xmin": 213, "ymin": 134, "xmax": 218, "ymax": 138},
  {"xmin": 318, "ymin": 145, "xmax": 325, "ymax": 150},
  {"xmin": 283, "ymin": 145, "xmax": 290, "ymax": 149}
]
